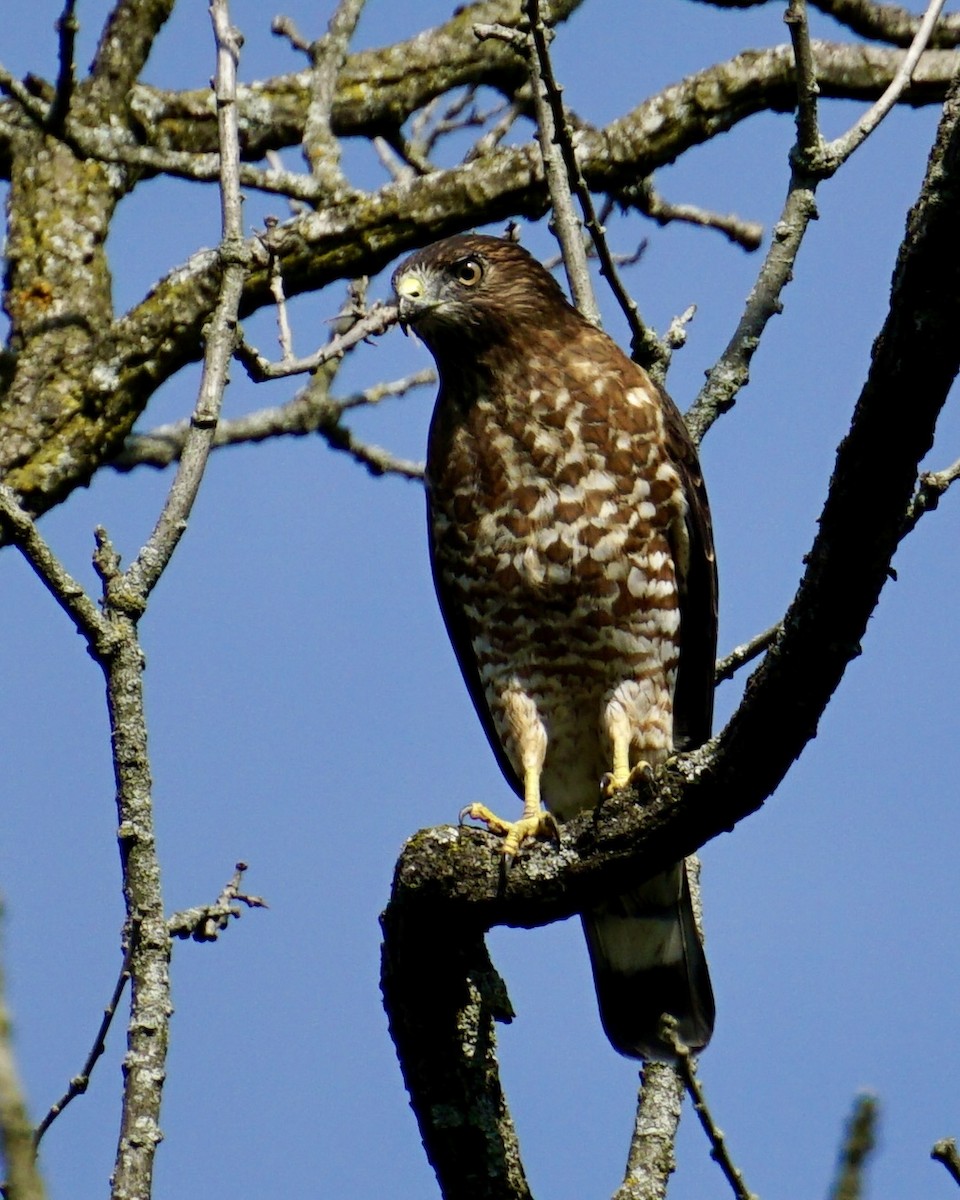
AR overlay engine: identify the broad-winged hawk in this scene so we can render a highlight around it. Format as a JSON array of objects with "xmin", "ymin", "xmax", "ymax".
[{"xmin": 393, "ymin": 233, "xmax": 716, "ymax": 1060}]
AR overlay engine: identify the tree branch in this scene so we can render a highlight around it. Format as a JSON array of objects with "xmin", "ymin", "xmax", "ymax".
[
  {"xmin": 380, "ymin": 902, "xmax": 532, "ymax": 1200},
  {"xmin": 88, "ymin": 0, "xmax": 176, "ymax": 107},
  {"xmin": 663, "ymin": 1023, "xmax": 756, "ymax": 1200},
  {"xmin": 613, "ymin": 1064, "xmax": 682, "ymax": 1200},
  {"xmin": 827, "ymin": 1094, "xmax": 878, "ymax": 1200},
  {"xmin": 111, "ymin": 370, "xmax": 433, "ymax": 474},
  {"xmin": 715, "ymin": 623, "xmax": 781, "ymax": 684},
  {"xmin": 300, "ymin": 0, "xmax": 365, "ymax": 194},
  {"xmin": 168, "ymin": 863, "xmax": 267, "ymax": 943},
  {"xmin": 33, "ymin": 951, "xmax": 132, "ymax": 1148},
  {"xmin": 123, "ymin": 1, "xmax": 247, "ymax": 600},
  {"xmin": 932, "ymin": 1138, "xmax": 960, "ymax": 1188},
  {"xmin": 522, "ymin": 0, "xmax": 600, "ymax": 323},
  {"xmin": 778, "ymin": 0, "xmax": 959, "ymax": 49}
]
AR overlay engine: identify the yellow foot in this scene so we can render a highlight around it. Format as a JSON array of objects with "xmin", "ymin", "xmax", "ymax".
[
  {"xmin": 601, "ymin": 760, "xmax": 654, "ymax": 798},
  {"xmin": 459, "ymin": 803, "xmax": 560, "ymax": 862}
]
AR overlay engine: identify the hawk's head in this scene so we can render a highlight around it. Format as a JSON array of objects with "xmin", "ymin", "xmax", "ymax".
[{"xmin": 392, "ymin": 234, "xmax": 575, "ymax": 356}]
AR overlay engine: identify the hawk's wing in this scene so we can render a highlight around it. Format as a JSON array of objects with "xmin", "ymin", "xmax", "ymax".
[
  {"xmin": 662, "ymin": 390, "xmax": 718, "ymax": 752},
  {"xmin": 425, "ymin": 486, "xmax": 526, "ymax": 801}
]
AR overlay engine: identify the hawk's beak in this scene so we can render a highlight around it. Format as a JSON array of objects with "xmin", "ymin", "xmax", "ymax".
[{"xmin": 393, "ymin": 270, "xmax": 433, "ymax": 333}]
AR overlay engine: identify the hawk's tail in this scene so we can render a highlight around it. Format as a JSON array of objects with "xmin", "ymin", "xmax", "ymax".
[{"xmin": 581, "ymin": 860, "xmax": 714, "ymax": 1061}]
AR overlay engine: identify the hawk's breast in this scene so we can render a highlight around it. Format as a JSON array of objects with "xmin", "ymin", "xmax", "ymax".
[{"xmin": 428, "ymin": 353, "xmax": 686, "ymax": 814}]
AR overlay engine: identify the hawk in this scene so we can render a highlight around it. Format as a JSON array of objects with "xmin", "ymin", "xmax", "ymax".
[{"xmin": 393, "ymin": 233, "xmax": 717, "ymax": 1060}]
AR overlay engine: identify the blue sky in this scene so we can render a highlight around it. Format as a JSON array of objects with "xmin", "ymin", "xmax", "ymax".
[{"xmin": 2, "ymin": 2, "xmax": 959, "ymax": 1198}]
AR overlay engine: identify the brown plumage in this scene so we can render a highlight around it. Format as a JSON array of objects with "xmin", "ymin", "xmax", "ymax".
[{"xmin": 393, "ymin": 233, "xmax": 717, "ymax": 1059}]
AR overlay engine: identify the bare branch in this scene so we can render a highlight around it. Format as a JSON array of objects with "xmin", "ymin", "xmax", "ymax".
[
  {"xmin": 236, "ymin": 301, "xmax": 399, "ymax": 381},
  {"xmin": 932, "ymin": 1138, "xmax": 960, "ymax": 1188},
  {"xmin": 380, "ymin": 903, "xmax": 532, "ymax": 1200},
  {"xmin": 523, "ymin": 0, "xmax": 675, "ymax": 375},
  {"xmin": 124, "ymin": 3, "xmax": 249, "ymax": 600},
  {"xmin": 821, "ymin": 0, "xmax": 949, "ymax": 168},
  {"xmin": 105, "ymin": 11, "xmax": 250, "ymax": 1195},
  {"xmin": 715, "ymin": 623, "xmax": 781, "ymax": 684},
  {"xmin": 33, "ymin": 951, "xmax": 132, "ymax": 1148},
  {"xmin": 112, "ymin": 370, "xmax": 434, "ymax": 472},
  {"xmin": 686, "ymin": 7, "xmax": 826, "ymax": 443},
  {"xmin": 301, "ymin": 0, "xmax": 366, "ymax": 193},
  {"xmin": 0, "ymin": 485, "xmax": 113, "ymax": 655},
  {"xmin": 318, "ymin": 422, "xmax": 425, "ymax": 481},
  {"xmin": 827, "ymin": 1094, "xmax": 878, "ymax": 1200},
  {"xmin": 785, "ymin": 0, "xmax": 822, "ymax": 159},
  {"xmin": 168, "ymin": 863, "xmax": 268, "ymax": 943},
  {"xmin": 902, "ymin": 454, "xmax": 960, "ymax": 534},
  {"xmin": 523, "ymin": 0, "xmax": 599, "ymax": 323},
  {"xmin": 46, "ymin": 0, "xmax": 78, "ymax": 134},
  {"xmin": 620, "ymin": 178, "xmax": 764, "ymax": 252},
  {"xmin": 88, "ymin": 0, "xmax": 176, "ymax": 106},
  {"xmin": 662, "ymin": 1022, "xmax": 757, "ymax": 1200},
  {"xmin": 613, "ymin": 1063, "xmax": 683, "ymax": 1200},
  {"xmin": 685, "ymin": 181, "xmax": 819, "ymax": 444},
  {"xmin": 809, "ymin": 0, "xmax": 959, "ymax": 48},
  {"xmin": 261, "ymin": 218, "xmax": 297, "ymax": 360}
]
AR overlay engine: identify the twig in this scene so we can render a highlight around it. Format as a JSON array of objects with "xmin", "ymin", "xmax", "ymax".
[
  {"xmin": 715, "ymin": 623, "xmax": 781, "ymax": 684},
  {"xmin": 785, "ymin": 0, "xmax": 822, "ymax": 159},
  {"xmin": 613, "ymin": 1063, "xmax": 683, "ymax": 1200},
  {"xmin": 123, "ymin": 3, "xmax": 249, "ymax": 601},
  {"xmin": 622, "ymin": 178, "xmax": 764, "ymax": 252},
  {"xmin": 33, "ymin": 950, "xmax": 133, "ymax": 1148},
  {"xmin": 821, "ymin": 0, "xmax": 949, "ymax": 168},
  {"xmin": 271, "ymin": 13, "xmax": 312, "ymax": 56},
  {"xmin": 662, "ymin": 1020, "xmax": 758, "ymax": 1200},
  {"xmin": 526, "ymin": 0, "xmax": 674, "ymax": 373},
  {"xmin": 261, "ymin": 218, "xmax": 296, "ymax": 360},
  {"xmin": 301, "ymin": 0, "xmax": 366, "ymax": 192},
  {"xmin": 0, "ymin": 485, "xmax": 113, "ymax": 654},
  {"xmin": 932, "ymin": 1138, "xmax": 960, "ymax": 1187},
  {"xmin": 46, "ymin": 0, "xmax": 78, "ymax": 133},
  {"xmin": 373, "ymin": 135, "xmax": 417, "ymax": 181},
  {"xmin": 168, "ymin": 863, "xmax": 268, "ymax": 943},
  {"xmin": 111, "ymin": 370, "xmax": 434, "ymax": 472},
  {"xmin": 685, "ymin": 3, "xmax": 825, "ymax": 443},
  {"xmin": 236, "ymin": 301, "xmax": 399, "ymax": 381},
  {"xmin": 663, "ymin": 303, "xmax": 696, "ymax": 354},
  {"xmin": 522, "ymin": 0, "xmax": 599, "ymax": 324},
  {"xmin": 317, "ymin": 423, "xmax": 425, "ymax": 480},
  {"xmin": 827, "ymin": 1094, "xmax": 878, "ymax": 1200},
  {"xmin": 688, "ymin": 0, "xmax": 947, "ymax": 447},
  {"xmin": 463, "ymin": 99, "xmax": 523, "ymax": 162},
  {"xmin": 902, "ymin": 455, "xmax": 960, "ymax": 535}
]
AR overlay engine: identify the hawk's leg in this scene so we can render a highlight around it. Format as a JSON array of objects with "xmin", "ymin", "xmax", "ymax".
[
  {"xmin": 600, "ymin": 694, "xmax": 659, "ymax": 797},
  {"xmin": 460, "ymin": 767, "xmax": 559, "ymax": 861}
]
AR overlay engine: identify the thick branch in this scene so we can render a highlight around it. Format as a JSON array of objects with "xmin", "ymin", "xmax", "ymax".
[
  {"xmin": 89, "ymin": 0, "xmax": 176, "ymax": 107},
  {"xmin": 380, "ymin": 904, "xmax": 531, "ymax": 1200},
  {"xmin": 614, "ymin": 1064, "xmax": 682, "ymax": 1200},
  {"xmin": 2, "ymin": 42, "xmax": 955, "ymax": 523},
  {"xmin": 115, "ymin": 0, "xmax": 582, "ymax": 163}
]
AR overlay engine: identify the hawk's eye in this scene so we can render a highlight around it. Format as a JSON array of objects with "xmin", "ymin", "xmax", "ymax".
[{"xmin": 453, "ymin": 257, "xmax": 483, "ymax": 287}]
